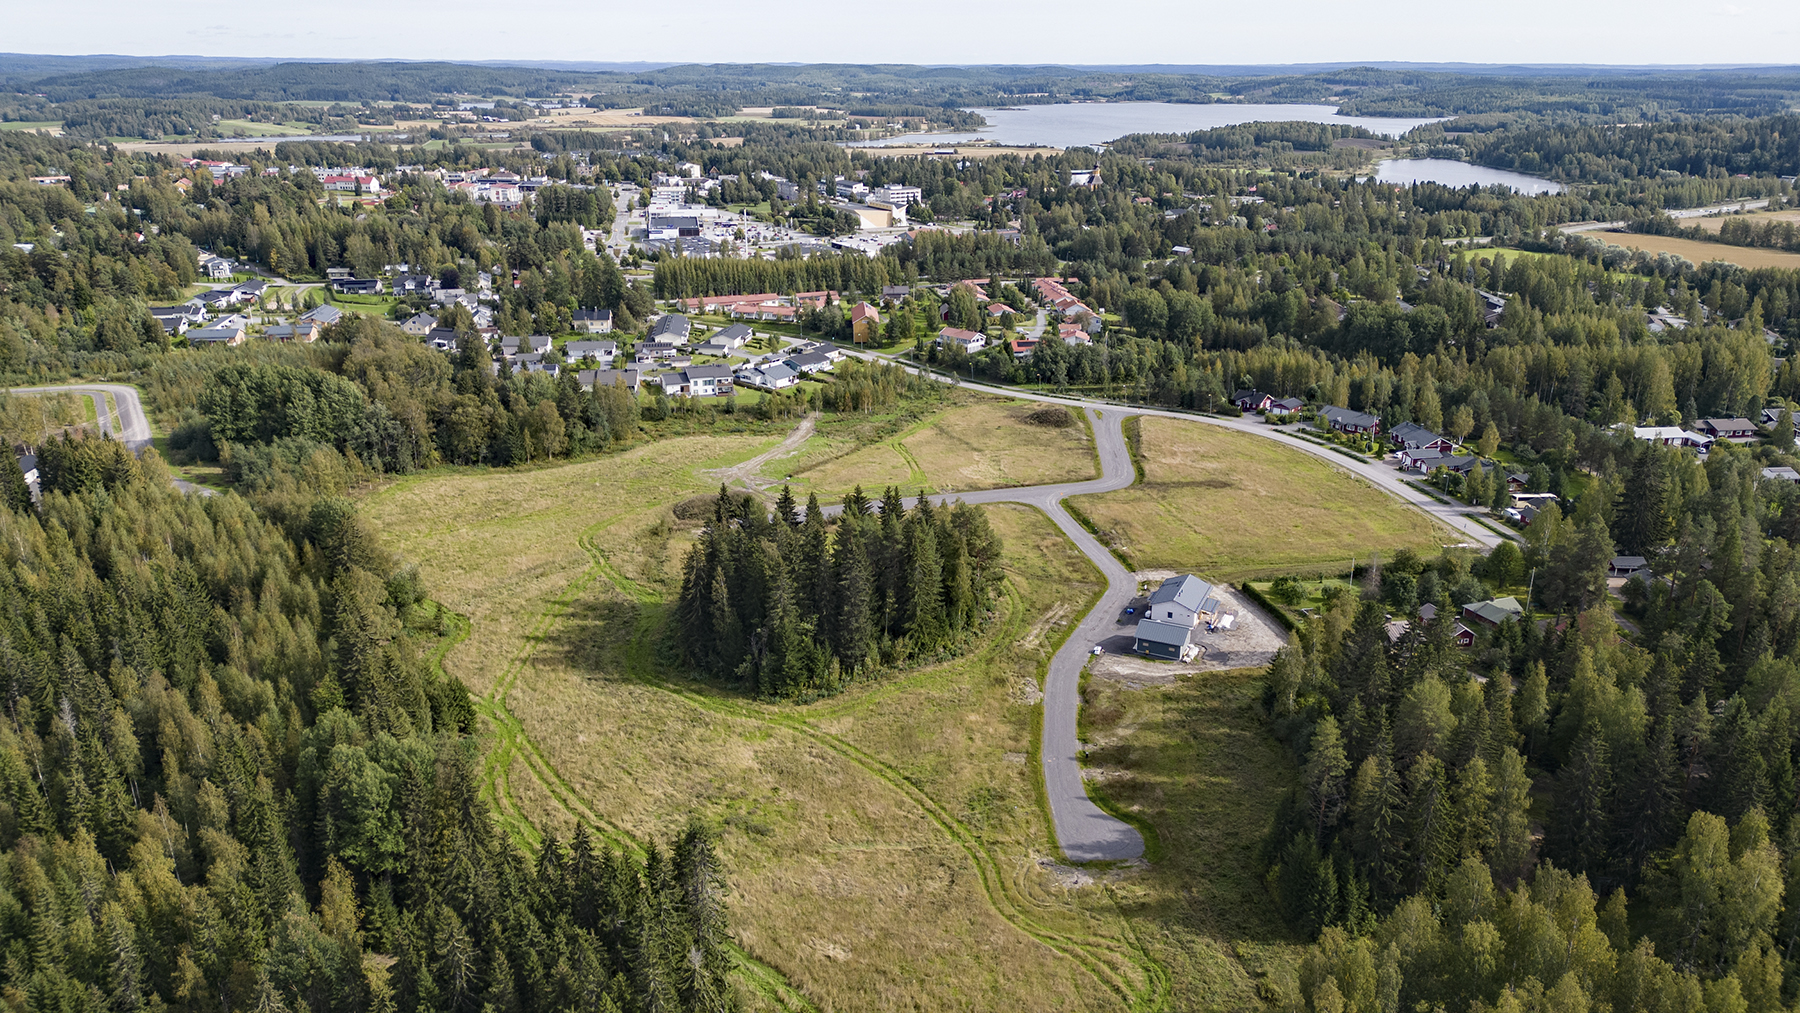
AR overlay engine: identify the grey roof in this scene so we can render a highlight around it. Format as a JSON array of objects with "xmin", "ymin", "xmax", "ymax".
[
  {"xmin": 1133, "ymin": 618, "xmax": 1196, "ymax": 647},
  {"xmin": 563, "ymin": 340, "xmax": 616, "ymax": 358},
  {"xmin": 716, "ymin": 323, "xmax": 753, "ymax": 342},
  {"xmin": 1465, "ymin": 597, "xmax": 1524, "ymax": 624},
  {"xmin": 1148, "ymin": 574, "xmax": 1213, "ymax": 613},
  {"xmin": 1612, "ymin": 556, "xmax": 1648, "ymax": 569},
  {"xmin": 684, "ymin": 364, "xmax": 735, "ymax": 380},
  {"xmin": 651, "ymin": 314, "xmax": 691, "ymax": 339},
  {"xmin": 1321, "ymin": 405, "xmax": 1380, "ymax": 429},
  {"xmin": 580, "ymin": 367, "xmax": 640, "ymax": 389},
  {"xmin": 299, "ymin": 305, "xmax": 342, "ymax": 324},
  {"xmin": 787, "ymin": 352, "xmax": 832, "ymax": 370},
  {"xmin": 1389, "ymin": 421, "xmax": 1446, "ymax": 446},
  {"xmin": 572, "ymin": 307, "xmax": 612, "ymax": 322}
]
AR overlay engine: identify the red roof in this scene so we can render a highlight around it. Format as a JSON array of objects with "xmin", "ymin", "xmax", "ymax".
[{"xmin": 851, "ymin": 302, "xmax": 880, "ymax": 322}]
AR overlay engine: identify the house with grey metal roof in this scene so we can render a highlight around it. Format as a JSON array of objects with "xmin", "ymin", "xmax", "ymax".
[
  {"xmin": 1319, "ymin": 406, "xmax": 1380, "ymax": 435},
  {"xmin": 1131, "ymin": 574, "xmax": 1220, "ymax": 661},
  {"xmin": 1461, "ymin": 596, "xmax": 1524, "ymax": 628}
]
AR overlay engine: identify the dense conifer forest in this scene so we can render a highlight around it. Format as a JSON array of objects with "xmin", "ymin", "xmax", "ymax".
[
  {"xmin": 0, "ymin": 456, "xmax": 741, "ymax": 1012},
  {"xmin": 675, "ymin": 485, "xmax": 1002, "ymax": 698}
]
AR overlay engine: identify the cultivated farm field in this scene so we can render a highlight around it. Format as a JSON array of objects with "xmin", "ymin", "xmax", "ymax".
[
  {"xmin": 1068, "ymin": 416, "xmax": 1452, "ymax": 579},
  {"xmin": 362, "ymin": 410, "xmax": 1306, "ymax": 1011},
  {"xmin": 1590, "ymin": 230, "xmax": 1800, "ymax": 270}
]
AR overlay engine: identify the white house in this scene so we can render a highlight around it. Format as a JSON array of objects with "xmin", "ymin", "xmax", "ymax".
[
  {"xmin": 937, "ymin": 326, "xmax": 986, "ymax": 354},
  {"xmin": 562, "ymin": 340, "xmax": 618, "ymax": 365}
]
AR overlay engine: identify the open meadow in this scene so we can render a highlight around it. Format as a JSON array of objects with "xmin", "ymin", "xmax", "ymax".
[
  {"xmin": 362, "ymin": 410, "xmax": 1306, "ymax": 1011},
  {"xmin": 766, "ymin": 396, "xmax": 1096, "ymax": 500},
  {"xmin": 1068, "ymin": 416, "xmax": 1452, "ymax": 579}
]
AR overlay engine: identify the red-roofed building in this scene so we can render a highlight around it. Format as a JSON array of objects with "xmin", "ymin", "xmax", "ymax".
[{"xmin": 850, "ymin": 301, "xmax": 881, "ymax": 344}]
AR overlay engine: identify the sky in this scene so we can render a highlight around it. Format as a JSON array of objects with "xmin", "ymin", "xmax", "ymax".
[{"xmin": 7, "ymin": 0, "xmax": 1800, "ymax": 66}]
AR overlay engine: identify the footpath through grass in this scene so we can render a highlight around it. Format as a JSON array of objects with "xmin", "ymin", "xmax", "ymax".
[{"xmin": 363, "ymin": 410, "xmax": 1306, "ymax": 1011}]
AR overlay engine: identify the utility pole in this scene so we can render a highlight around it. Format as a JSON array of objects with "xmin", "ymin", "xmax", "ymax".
[{"xmin": 1526, "ymin": 567, "xmax": 1535, "ymax": 615}]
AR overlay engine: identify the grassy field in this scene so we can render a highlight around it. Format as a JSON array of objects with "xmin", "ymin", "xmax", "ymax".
[
  {"xmin": 213, "ymin": 119, "xmax": 316, "ymax": 137},
  {"xmin": 362, "ymin": 416, "xmax": 1299, "ymax": 1012},
  {"xmin": 767, "ymin": 397, "xmax": 1095, "ymax": 499},
  {"xmin": 0, "ymin": 120, "xmax": 61, "ymax": 133},
  {"xmin": 1589, "ymin": 231, "xmax": 1800, "ymax": 270},
  {"xmin": 1687, "ymin": 209, "xmax": 1800, "ymax": 233},
  {"xmin": 1069, "ymin": 416, "xmax": 1452, "ymax": 579},
  {"xmin": 1081, "ymin": 668, "xmax": 1303, "ymax": 1008}
]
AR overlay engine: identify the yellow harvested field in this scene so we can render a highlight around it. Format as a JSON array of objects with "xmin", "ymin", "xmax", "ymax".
[
  {"xmin": 1687, "ymin": 209, "xmax": 1800, "ymax": 233},
  {"xmin": 1590, "ymin": 230, "xmax": 1800, "ymax": 270},
  {"xmin": 1070, "ymin": 417, "xmax": 1452, "ymax": 579},
  {"xmin": 515, "ymin": 106, "xmax": 697, "ymax": 129}
]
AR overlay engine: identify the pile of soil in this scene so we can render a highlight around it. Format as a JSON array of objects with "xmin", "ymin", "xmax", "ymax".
[{"xmin": 1023, "ymin": 405, "xmax": 1076, "ymax": 428}]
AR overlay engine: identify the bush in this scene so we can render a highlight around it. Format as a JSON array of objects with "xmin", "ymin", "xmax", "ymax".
[
  {"xmin": 1024, "ymin": 405, "xmax": 1075, "ymax": 428},
  {"xmin": 1270, "ymin": 574, "xmax": 1306, "ymax": 606}
]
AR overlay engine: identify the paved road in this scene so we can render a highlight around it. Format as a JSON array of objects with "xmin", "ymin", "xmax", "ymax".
[
  {"xmin": 841, "ymin": 349, "xmax": 1509, "ymax": 550},
  {"xmin": 811, "ymin": 408, "xmax": 1147, "ymax": 861},
  {"xmin": 7, "ymin": 383, "xmax": 215, "ymax": 495},
  {"xmin": 1561, "ymin": 199, "xmax": 1775, "ymax": 236},
  {"xmin": 7, "ymin": 382, "xmax": 153, "ymax": 452}
]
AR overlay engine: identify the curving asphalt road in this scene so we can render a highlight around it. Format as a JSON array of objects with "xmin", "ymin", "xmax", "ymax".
[
  {"xmin": 809, "ymin": 408, "xmax": 1147, "ymax": 861},
  {"xmin": 7, "ymin": 383, "xmax": 153, "ymax": 452},
  {"xmin": 6, "ymin": 383, "xmax": 216, "ymax": 495},
  {"xmin": 848, "ymin": 352, "xmax": 1510, "ymax": 550}
]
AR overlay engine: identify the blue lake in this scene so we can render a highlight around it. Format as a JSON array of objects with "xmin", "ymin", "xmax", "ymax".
[
  {"xmin": 1371, "ymin": 158, "xmax": 1564, "ymax": 194},
  {"xmin": 849, "ymin": 102, "xmax": 1446, "ymax": 150}
]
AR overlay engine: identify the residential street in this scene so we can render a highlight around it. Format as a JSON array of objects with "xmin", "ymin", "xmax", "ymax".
[
  {"xmin": 8, "ymin": 382, "xmax": 153, "ymax": 452},
  {"xmin": 843, "ymin": 347, "xmax": 1511, "ymax": 549},
  {"xmin": 808, "ymin": 409, "xmax": 1145, "ymax": 860}
]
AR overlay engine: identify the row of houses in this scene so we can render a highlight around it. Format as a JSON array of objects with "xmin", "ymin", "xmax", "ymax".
[
  {"xmin": 679, "ymin": 291, "xmax": 841, "ymax": 323},
  {"xmin": 1630, "ymin": 414, "xmax": 1779, "ymax": 452},
  {"xmin": 1033, "ymin": 277, "xmax": 1096, "ymax": 321},
  {"xmin": 182, "ymin": 307, "xmax": 340, "ymax": 347}
]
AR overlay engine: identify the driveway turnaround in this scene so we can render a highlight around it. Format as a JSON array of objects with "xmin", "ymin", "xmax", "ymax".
[{"xmin": 7, "ymin": 382, "xmax": 153, "ymax": 452}]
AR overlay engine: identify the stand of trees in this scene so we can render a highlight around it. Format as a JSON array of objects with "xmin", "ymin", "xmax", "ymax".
[
  {"xmin": 0, "ymin": 458, "xmax": 740, "ymax": 1013},
  {"xmin": 1269, "ymin": 438, "xmax": 1800, "ymax": 1011},
  {"xmin": 676, "ymin": 485, "xmax": 1001, "ymax": 698}
]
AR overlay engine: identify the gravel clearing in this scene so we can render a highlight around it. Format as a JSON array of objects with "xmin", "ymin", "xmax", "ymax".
[{"xmin": 1088, "ymin": 571, "xmax": 1289, "ymax": 685}]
